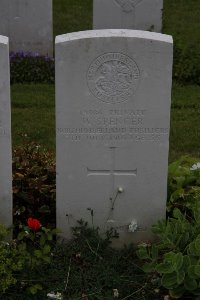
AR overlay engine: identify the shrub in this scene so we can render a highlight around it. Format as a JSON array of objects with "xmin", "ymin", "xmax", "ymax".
[
  {"xmin": 137, "ymin": 157, "xmax": 200, "ymax": 299},
  {"xmin": 13, "ymin": 141, "xmax": 56, "ymax": 231},
  {"xmin": 167, "ymin": 156, "xmax": 200, "ymax": 216},
  {"xmin": 10, "ymin": 51, "xmax": 55, "ymax": 84},
  {"xmin": 137, "ymin": 205, "xmax": 200, "ymax": 299},
  {"xmin": 0, "ymin": 224, "xmax": 24, "ymax": 293}
]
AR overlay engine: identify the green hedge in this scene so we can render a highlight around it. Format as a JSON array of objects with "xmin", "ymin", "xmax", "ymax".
[
  {"xmin": 10, "ymin": 51, "xmax": 55, "ymax": 84},
  {"xmin": 10, "ymin": 48, "xmax": 200, "ymax": 85}
]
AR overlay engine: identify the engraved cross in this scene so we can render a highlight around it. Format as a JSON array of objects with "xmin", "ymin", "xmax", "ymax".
[
  {"xmin": 87, "ymin": 147, "xmax": 137, "ymax": 197},
  {"xmin": 115, "ymin": 0, "xmax": 143, "ymax": 13}
]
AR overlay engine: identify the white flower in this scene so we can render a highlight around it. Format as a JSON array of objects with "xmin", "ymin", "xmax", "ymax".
[
  {"xmin": 113, "ymin": 289, "xmax": 119, "ymax": 298},
  {"xmin": 15, "ymin": 209, "xmax": 21, "ymax": 216},
  {"xmin": 118, "ymin": 187, "xmax": 124, "ymax": 193},
  {"xmin": 190, "ymin": 162, "xmax": 200, "ymax": 170},
  {"xmin": 47, "ymin": 292, "xmax": 62, "ymax": 299},
  {"xmin": 128, "ymin": 219, "xmax": 138, "ymax": 233}
]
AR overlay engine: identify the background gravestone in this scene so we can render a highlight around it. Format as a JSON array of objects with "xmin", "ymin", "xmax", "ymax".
[
  {"xmin": 0, "ymin": 0, "xmax": 53, "ymax": 56},
  {"xmin": 93, "ymin": 0, "xmax": 163, "ymax": 32},
  {"xmin": 56, "ymin": 29, "xmax": 173, "ymax": 246},
  {"xmin": 0, "ymin": 35, "xmax": 12, "ymax": 228}
]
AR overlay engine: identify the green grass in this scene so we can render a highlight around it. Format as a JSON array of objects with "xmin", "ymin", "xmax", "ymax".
[
  {"xmin": 169, "ymin": 84, "xmax": 200, "ymax": 162},
  {"xmin": 163, "ymin": 0, "xmax": 200, "ymax": 49},
  {"xmin": 11, "ymin": 84, "xmax": 55, "ymax": 151},
  {"xmin": 53, "ymin": 0, "xmax": 92, "ymax": 37}
]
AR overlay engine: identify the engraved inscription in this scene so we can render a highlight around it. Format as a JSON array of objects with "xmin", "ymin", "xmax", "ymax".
[
  {"xmin": 114, "ymin": 0, "xmax": 143, "ymax": 13},
  {"xmin": 87, "ymin": 53, "xmax": 140, "ymax": 104},
  {"xmin": 57, "ymin": 108, "xmax": 169, "ymax": 143}
]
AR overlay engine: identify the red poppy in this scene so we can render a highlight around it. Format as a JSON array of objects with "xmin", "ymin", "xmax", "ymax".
[{"xmin": 27, "ymin": 217, "xmax": 41, "ymax": 231}]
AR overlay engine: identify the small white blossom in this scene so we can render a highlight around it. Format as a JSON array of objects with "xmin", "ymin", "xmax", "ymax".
[
  {"xmin": 190, "ymin": 162, "xmax": 200, "ymax": 170},
  {"xmin": 113, "ymin": 289, "xmax": 119, "ymax": 298},
  {"xmin": 118, "ymin": 187, "xmax": 124, "ymax": 193},
  {"xmin": 47, "ymin": 292, "xmax": 62, "ymax": 299},
  {"xmin": 128, "ymin": 219, "xmax": 138, "ymax": 233}
]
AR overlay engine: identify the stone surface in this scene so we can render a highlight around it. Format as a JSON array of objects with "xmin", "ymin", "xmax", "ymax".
[
  {"xmin": 0, "ymin": 0, "xmax": 53, "ymax": 56},
  {"xmin": 93, "ymin": 0, "xmax": 163, "ymax": 32},
  {"xmin": 0, "ymin": 35, "xmax": 12, "ymax": 228},
  {"xmin": 56, "ymin": 29, "xmax": 173, "ymax": 246}
]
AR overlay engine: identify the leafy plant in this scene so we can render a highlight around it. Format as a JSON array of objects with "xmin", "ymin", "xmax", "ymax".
[
  {"xmin": 16, "ymin": 218, "xmax": 58, "ymax": 295},
  {"xmin": 137, "ymin": 204, "xmax": 200, "ymax": 299},
  {"xmin": 13, "ymin": 141, "xmax": 56, "ymax": 231},
  {"xmin": 167, "ymin": 156, "xmax": 200, "ymax": 216},
  {"xmin": 0, "ymin": 224, "xmax": 24, "ymax": 293}
]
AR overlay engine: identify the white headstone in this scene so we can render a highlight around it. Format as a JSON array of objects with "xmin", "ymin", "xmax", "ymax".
[
  {"xmin": 0, "ymin": 35, "xmax": 12, "ymax": 228},
  {"xmin": 56, "ymin": 30, "xmax": 173, "ymax": 246},
  {"xmin": 93, "ymin": 0, "xmax": 163, "ymax": 32},
  {"xmin": 0, "ymin": 0, "xmax": 53, "ymax": 56}
]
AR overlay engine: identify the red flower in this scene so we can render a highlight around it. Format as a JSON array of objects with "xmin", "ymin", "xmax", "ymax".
[{"xmin": 27, "ymin": 217, "xmax": 41, "ymax": 231}]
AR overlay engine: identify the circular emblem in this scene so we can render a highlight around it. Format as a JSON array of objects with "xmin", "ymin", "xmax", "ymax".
[{"xmin": 87, "ymin": 53, "xmax": 140, "ymax": 104}]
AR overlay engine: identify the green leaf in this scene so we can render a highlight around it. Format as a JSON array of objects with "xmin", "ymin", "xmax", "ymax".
[
  {"xmin": 151, "ymin": 244, "xmax": 158, "ymax": 260},
  {"xmin": 51, "ymin": 228, "xmax": 61, "ymax": 235},
  {"xmin": 142, "ymin": 262, "xmax": 156, "ymax": 273},
  {"xmin": 173, "ymin": 208, "xmax": 183, "ymax": 220},
  {"xmin": 34, "ymin": 249, "xmax": 42, "ymax": 258},
  {"xmin": 43, "ymin": 244, "xmax": 51, "ymax": 255},
  {"xmin": 137, "ymin": 247, "xmax": 150, "ymax": 259},
  {"xmin": 177, "ymin": 270, "xmax": 185, "ymax": 285},
  {"xmin": 169, "ymin": 286, "xmax": 185, "ymax": 299},
  {"xmin": 183, "ymin": 255, "xmax": 191, "ymax": 269},
  {"xmin": 188, "ymin": 242, "xmax": 199, "ymax": 256},
  {"xmin": 195, "ymin": 237, "xmax": 200, "ymax": 251},
  {"xmin": 179, "ymin": 233, "xmax": 190, "ymax": 249},
  {"xmin": 161, "ymin": 272, "xmax": 178, "ymax": 289},
  {"xmin": 174, "ymin": 253, "xmax": 183, "ymax": 271},
  {"xmin": 38, "ymin": 205, "xmax": 50, "ymax": 213},
  {"xmin": 39, "ymin": 234, "xmax": 46, "ymax": 247},
  {"xmin": 156, "ymin": 262, "xmax": 175, "ymax": 274},
  {"xmin": 27, "ymin": 284, "xmax": 42, "ymax": 295},
  {"xmin": 188, "ymin": 265, "xmax": 198, "ymax": 279},
  {"xmin": 184, "ymin": 276, "xmax": 197, "ymax": 291},
  {"xmin": 42, "ymin": 255, "xmax": 51, "ymax": 263},
  {"xmin": 47, "ymin": 233, "xmax": 53, "ymax": 241},
  {"xmin": 152, "ymin": 219, "xmax": 166, "ymax": 235},
  {"xmin": 194, "ymin": 265, "xmax": 200, "ymax": 277},
  {"xmin": 17, "ymin": 231, "xmax": 26, "ymax": 240},
  {"xmin": 170, "ymin": 188, "xmax": 185, "ymax": 202}
]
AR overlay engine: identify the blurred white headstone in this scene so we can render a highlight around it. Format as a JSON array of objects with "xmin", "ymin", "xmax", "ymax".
[
  {"xmin": 93, "ymin": 0, "xmax": 163, "ymax": 32},
  {"xmin": 0, "ymin": 35, "xmax": 12, "ymax": 228},
  {"xmin": 0, "ymin": 0, "xmax": 53, "ymax": 56}
]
